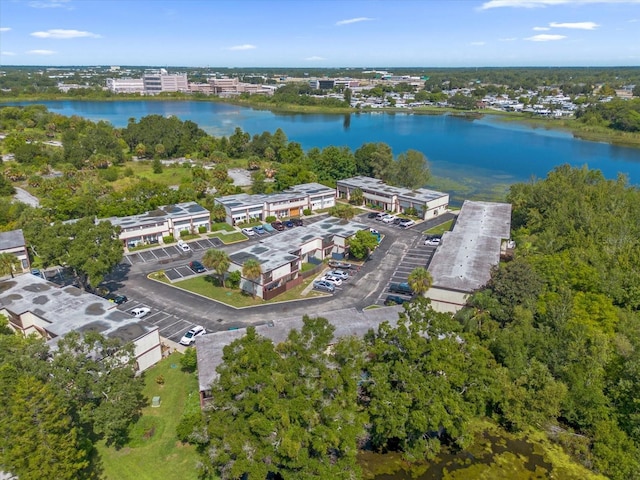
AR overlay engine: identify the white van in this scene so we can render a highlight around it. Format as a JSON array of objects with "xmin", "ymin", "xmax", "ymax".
[{"xmin": 177, "ymin": 240, "xmax": 191, "ymax": 252}]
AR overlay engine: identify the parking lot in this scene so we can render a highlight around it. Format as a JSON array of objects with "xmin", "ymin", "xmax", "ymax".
[
  {"xmin": 125, "ymin": 237, "xmax": 223, "ymax": 265},
  {"xmin": 117, "ymin": 297, "xmax": 197, "ymax": 344}
]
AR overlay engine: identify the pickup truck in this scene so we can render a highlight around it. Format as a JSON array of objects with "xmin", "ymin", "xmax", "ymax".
[{"xmin": 389, "ymin": 282, "xmax": 413, "ymax": 295}]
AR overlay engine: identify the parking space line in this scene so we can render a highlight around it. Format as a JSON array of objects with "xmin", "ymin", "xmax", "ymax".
[{"xmin": 158, "ymin": 318, "xmax": 188, "ymax": 334}]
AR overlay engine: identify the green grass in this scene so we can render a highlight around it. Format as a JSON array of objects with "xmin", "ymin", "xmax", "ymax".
[
  {"xmin": 97, "ymin": 354, "xmax": 201, "ymax": 480},
  {"xmin": 210, "ymin": 222, "xmax": 235, "ymax": 232},
  {"xmin": 424, "ymin": 219, "xmax": 454, "ymax": 235},
  {"xmin": 172, "ymin": 274, "xmax": 322, "ymax": 307},
  {"xmin": 207, "ymin": 232, "xmax": 247, "ymax": 244}
]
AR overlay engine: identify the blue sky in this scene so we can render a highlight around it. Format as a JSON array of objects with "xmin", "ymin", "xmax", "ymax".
[{"xmin": 1, "ymin": 0, "xmax": 639, "ymax": 67}]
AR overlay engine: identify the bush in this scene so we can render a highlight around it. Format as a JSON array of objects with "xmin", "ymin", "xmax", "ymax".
[
  {"xmin": 265, "ymin": 215, "xmax": 277, "ymax": 223},
  {"xmin": 152, "ymin": 158, "xmax": 163, "ymax": 173},
  {"xmin": 198, "ymin": 225, "xmax": 207, "ymax": 234},
  {"xmin": 163, "ymin": 235, "xmax": 175, "ymax": 244},
  {"xmin": 180, "ymin": 229, "xmax": 190, "ymax": 237},
  {"xmin": 155, "ymin": 375, "xmax": 165, "ymax": 385},
  {"xmin": 98, "ymin": 167, "xmax": 119, "ymax": 182},
  {"xmin": 123, "ymin": 167, "xmax": 134, "ymax": 177},
  {"xmin": 303, "ymin": 208, "xmax": 312, "ymax": 216},
  {"xmin": 227, "ymin": 271, "xmax": 241, "ymax": 289},
  {"xmin": 180, "ymin": 347, "xmax": 198, "ymax": 373}
]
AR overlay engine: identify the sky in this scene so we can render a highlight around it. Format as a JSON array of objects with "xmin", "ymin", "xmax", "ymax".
[{"xmin": 0, "ymin": 0, "xmax": 639, "ymax": 67}]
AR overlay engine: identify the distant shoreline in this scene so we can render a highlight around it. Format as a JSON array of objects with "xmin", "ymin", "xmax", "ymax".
[{"xmin": 2, "ymin": 94, "xmax": 639, "ymax": 148}]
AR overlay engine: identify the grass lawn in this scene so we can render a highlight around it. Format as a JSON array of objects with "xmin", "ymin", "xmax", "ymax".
[
  {"xmin": 210, "ymin": 222, "xmax": 235, "ymax": 232},
  {"xmin": 97, "ymin": 354, "xmax": 201, "ymax": 480},
  {"xmin": 208, "ymin": 232, "xmax": 247, "ymax": 244},
  {"xmin": 111, "ymin": 161, "xmax": 194, "ymax": 190},
  {"xmin": 424, "ymin": 219, "xmax": 454, "ymax": 236},
  {"xmin": 173, "ymin": 274, "xmax": 323, "ymax": 307}
]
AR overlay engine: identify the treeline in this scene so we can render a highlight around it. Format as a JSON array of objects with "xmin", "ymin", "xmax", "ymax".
[
  {"xmin": 180, "ymin": 165, "xmax": 640, "ymax": 479},
  {"xmin": 576, "ymin": 97, "xmax": 640, "ymax": 132},
  {"xmin": 0, "ymin": 106, "xmax": 431, "ymax": 223}
]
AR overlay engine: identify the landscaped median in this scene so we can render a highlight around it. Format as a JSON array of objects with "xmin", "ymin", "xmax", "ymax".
[
  {"xmin": 149, "ymin": 270, "xmax": 328, "ymax": 308},
  {"xmin": 207, "ymin": 231, "xmax": 248, "ymax": 244}
]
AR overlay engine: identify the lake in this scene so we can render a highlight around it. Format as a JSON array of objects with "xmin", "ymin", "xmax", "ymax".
[{"xmin": 6, "ymin": 100, "xmax": 640, "ymax": 202}]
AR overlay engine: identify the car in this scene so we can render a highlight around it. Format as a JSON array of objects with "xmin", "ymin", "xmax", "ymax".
[
  {"xmin": 425, "ymin": 238, "xmax": 441, "ymax": 247},
  {"xmin": 130, "ymin": 307, "xmax": 150, "ymax": 318},
  {"xmin": 389, "ymin": 282, "xmax": 413, "ymax": 295},
  {"xmin": 313, "ymin": 280, "xmax": 335, "ymax": 293},
  {"xmin": 284, "ymin": 220, "xmax": 295, "ymax": 228},
  {"xmin": 393, "ymin": 217, "xmax": 404, "ymax": 225},
  {"xmin": 189, "ymin": 260, "xmax": 206, "ymax": 273},
  {"xmin": 271, "ymin": 221, "xmax": 285, "ymax": 231},
  {"xmin": 328, "ymin": 269, "xmax": 349, "ymax": 280},
  {"xmin": 375, "ymin": 212, "xmax": 390, "ymax": 221},
  {"xmin": 253, "ymin": 225, "xmax": 266, "ymax": 235},
  {"xmin": 328, "ymin": 260, "xmax": 352, "ymax": 270},
  {"xmin": 107, "ymin": 294, "xmax": 128, "ymax": 305},
  {"xmin": 399, "ymin": 219, "xmax": 415, "ymax": 228},
  {"xmin": 30, "ymin": 268, "xmax": 44, "ymax": 279},
  {"xmin": 179, "ymin": 325, "xmax": 206, "ymax": 346},
  {"xmin": 241, "ymin": 227, "xmax": 256, "ymax": 236},
  {"xmin": 322, "ymin": 274, "xmax": 343, "ymax": 286},
  {"xmin": 385, "ymin": 295, "xmax": 409, "ymax": 306},
  {"xmin": 367, "ymin": 212, "xmax": 379, "ymax": 219},
  {"xmin": 292, "ymin": 218, "xmax": 303, "ymax": 227},
  {"xmin": 177, "ymin": 240, "xmax": 191, "ymax": 252},
  {"xmin": 382, "ymin": 215, "xmax": 397, "ymax": 224},
  {"xmin": 262, "ymin": 223, "xmax": 276, "ymax": 233}
]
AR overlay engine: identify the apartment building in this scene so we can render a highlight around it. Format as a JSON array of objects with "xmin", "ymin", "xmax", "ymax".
[{"xmin": 336, "ymin": 176, "xmax": 449, "ymax": 220}]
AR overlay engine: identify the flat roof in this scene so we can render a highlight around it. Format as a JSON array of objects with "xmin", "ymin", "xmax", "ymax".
[
  {"xmin": 0, "ymin": 275, "xmax": 157, "ymax": 345},
  {"xmin": 229, "ymin": 217, "xmax": 369, "ymax": 273},
  {"xmin": 216, "ymin": 183, "xmax": 335, "ymax": 210},
  {"xmin": 0, "ymin": 229, "xmax": 26, "ymax": 250},
  {"xmin": 428, "ymin": 200, "xmax": 511, "ymax": 293},
  {"xmin": 337, "ymin": 176, "xmax": 448, "ymax": 204},
  {"xmin": 101, "ymin": 201, "xmax": 209, "ymax": 230},
  {"xmin": 196, "ymin": 305, "xmax": 404, "ymax": 392}
]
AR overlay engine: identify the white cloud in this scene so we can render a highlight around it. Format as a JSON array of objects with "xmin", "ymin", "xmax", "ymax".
[
  {"xmin": 27, "ymin": 49, "xmax": 56, "ymax": 55},
  {"xmin": 1, "ymin": 51, "xmax": 16, "ymax": 56},
  {"xmin": 470, "ymin": 41, "xmax": 486, "ymax": 45},
  {"xmin": 499, "ymin": 37, "xmax": 518, "ymax": 41},
  {"xmin": 533, "ymin": 26, "xmax": 551, "ymax": 30},
  {"xmin": 226, "ymin": 44, "xmax": 256, "ymax": 51},
  {"xmin": 549, "ymin": 21, "xmax": 599, "ymax": 29},
  {"xmin": 336, "ymin": 17, "xmax": 374, "ymax": 26},
  {"xmin": 305, "ymin": 56, "xmax": 326, "ymax": 61},
  {"xmin": 525, "ymin": 33, "xmax": 567, "ymax": 41},
  {"xmin": 481, "ymin": 0, "xmax": 640, "ymax": 9},
  {"xmin": 29, "ymin": 0, "xmax": 71, "ymax": 8},
  {"xmin": 0, "ymin": 27, "xmax": 11, "ymax": 32},
  {"xmin": 31, "ymin": 29, "xmax": 101, "ymax": 39}
]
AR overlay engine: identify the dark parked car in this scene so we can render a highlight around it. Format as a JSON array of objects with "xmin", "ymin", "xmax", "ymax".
[
  {"xmin": 385, "ymin": 295, "xmax": 408, "ymax": 306},
  {"xmin": 189, "ymin": 260, "xmax": 206, "ymax": 273},
  {"xmin": 367, "ymin": 212, "xmax": 378, "ymax": 219},
  {"xmin": 107, "ymin": 294, "xmax": 128, "ymax": 305},
  {"xmin": 389, "ymin": 282, "xmax": 413, "ymax": 295},
  {"xmin": 393, "ymin": 217, "xmax": 404, "ymax": 225},
  {"xmin": 284, "ymin": 220, "xmax": 295, "ymax": 228},
  {"xmin": 271, "ymin": 221, "xmax": 285, "ymax": 231},
  {"xmin": 328, "ymin": 260, "xmax": 352, "ymax": 270},
  {"xmin": 292, "ymin": 218, "xmax": 303, "ymax": 226}
]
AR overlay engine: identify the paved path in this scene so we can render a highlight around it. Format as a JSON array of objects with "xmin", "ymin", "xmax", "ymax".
[{"xmin": 13, "ymin": 187, "xmax": 40, "ymax": 207}]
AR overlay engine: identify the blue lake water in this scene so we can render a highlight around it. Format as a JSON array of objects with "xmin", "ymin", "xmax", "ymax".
[{"xmin": 6, "ymin": 100, "xmax": 640, "ymax": 202}]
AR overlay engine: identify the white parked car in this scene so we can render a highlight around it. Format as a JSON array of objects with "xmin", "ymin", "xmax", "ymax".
[
  {"xmin": 130, "ymin": 307, "xmax": 151, "ymax": 318},
  {"xmin": 382, "ymin": 215, "xmax": 397, "ymax": 224},
  {"xmin": 177, "ymin": 240, "xmax": 191, "ymax": 252},
  {"xmin": 328, "ymin": 270, "xmax": 349, "ymax": 280},
  {"xmin": 179, "ymin": 325, "xmax": 206, "ymax": 346},
  {"xmin": 323, "ymin": 274, "xmax": 343, "ymax": 286},
  {"xmin": 425, "ymin": 238, "xmax": 441, "ymax": 247},
  {"xmin": 241, "ymin": 227, "xmax": 256, "ymax": 236},
  {"xmin": 400, "ymin": 219, "xmax": 415, "ymax": 228}
]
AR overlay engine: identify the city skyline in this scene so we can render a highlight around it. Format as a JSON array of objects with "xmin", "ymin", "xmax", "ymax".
[{"xmin": 1, "ymin": 0, "xmax": 639, "ymax": 67}]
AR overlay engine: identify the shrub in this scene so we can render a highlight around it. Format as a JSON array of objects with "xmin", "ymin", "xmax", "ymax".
[
  {"xmin": 155, "ymin": 375, "xmax": 165, "ymax": 385},
  {"xmin": 98, "ymin": 167, "xmax": 119, "ymax": 182},
  {"xmin": 265, "ymin": 215, "xmax": 277, "ymax": 223},
  {"xmin": 303, "ymin": 208, "xmax": 312, "ymax": 216},
  {"xmin": 180, "ymin": 229, "xmax": 190, "ymax": 237},
  {"xmin": 180, "ymin": 347, "xmax": 198, "ymax": 373},
  {"xmin": 163, "ymin": 235, "xmax": 175, "ymax": 244},
  {"xmin": 123, "ymin": 167, "xmax": 134, "ymax": 177},
  {"xmin": 227, "ymin": 270, "xmax": 241, "ymax": 289},
  {"xmin": 198, "ymin": 225, "xmax": 207, "ymax": 234},
  {"xmin": 152, "ymin": 158, "xmax": 163, "ymax": 174}
]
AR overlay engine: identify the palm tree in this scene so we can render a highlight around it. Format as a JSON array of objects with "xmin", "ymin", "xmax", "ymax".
[
  {"xmin": 0, "ymin": 253, "xmax": 20, "ymax": 279},
  {"xmin": 242, "ymin": 259, "xmax": 262, "ymax": 299},
  {"xmin": 408, "ymin": 267, "xmax": 433, "ymax": 296},
  {"xmin": 202, "ymin": 249, "xmax": 230, "ymax": 287}
]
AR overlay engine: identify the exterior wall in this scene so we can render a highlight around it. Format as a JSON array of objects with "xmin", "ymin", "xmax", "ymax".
[
  {"xmin": 240, "ymin": 278, "xmax": 264, "ymax": 298},
  {"xmin": 134, "ymin": 328, "xmax": 162, "ymax": 372},
  {"xmin": 426, "ymin": 287, "xmax": 468, "ymax": 314},
  {"xmin": 270, "ymin": 263, "xmax": 292, "ymax": 283},
  {"xmin": 265, "ymin": 197, "xmax": 308, "ymax": 218},
  {"xmin": 309, "ymin": 193, "xmax": 335, "ymax": 211},
  {"xmin": 119, "ymin": 222, "xmax": 168, "ymax": 248},
  {"xmin": 106, "ymin": 78, "xmax": 144, "ymax": 94}
]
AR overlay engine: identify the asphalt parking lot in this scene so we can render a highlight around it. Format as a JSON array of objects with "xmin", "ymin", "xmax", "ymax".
[{"xmin": 125, "ymin": 237, "xmax": 224, "ymax": 265}]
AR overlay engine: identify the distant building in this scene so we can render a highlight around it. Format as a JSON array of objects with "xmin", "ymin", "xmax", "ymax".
[
  {"xmin": 336, "ymin": 176, "xmax": 449, "ymax": 220},
  {"xmin": 100, "ymin": 201, "xmax": 210, "ymax": 249},
  {"xmin": 142, "ymin": 69, "xmax": 188, "ymax": 94},
  {"xmin": 0, "ymin": 275, "xmax": 162, "ymax": 372},
  {"xmin": 0, "ymin": 229, "xmax": 30, "ymax": 274},
  {"xmin": 309, "ymin": 79, "xmax": 335, "ymax": 90},
  {"xmin": 427, "ymin": 200, "xmax": 512, "ymax": 313},
  {"xmin": 215, "ymin": 183, "xmax": 336, "ymax": 225}
]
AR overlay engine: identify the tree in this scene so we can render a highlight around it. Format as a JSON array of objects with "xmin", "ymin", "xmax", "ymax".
[
  {"xmin": 202, "ymin": 249, "xmax": 230, "ymax": 287},
  {"xmin": 349, "ymin": 188, "xmax": 364, "ymax": 206},
  {"xmin": 347, "ymin": 229, "xmax": 379, "ymax": 260},
  {"xmin": 328, "ymin": 203, "xmax": 357, "ymax": 221},
  {"xmin": 0, "ymin": 174, "xmax": 16, "ymax": 196},
  {"xmin": 344, "ymin": 87, "xmax": 352, "ymax": 105},
  {"xmin": 389, "ymin": 150, "xmax": 431, "ymax": 189},
  {"xmin": 242, "ymin": 258, "xmax": 262, "ymax": 298},
  {"xmin": 250, "ymin": 170, "xmax": 267, "ymax": 194},
  {"xmin": 1, "ymin": 376, "xmax": 90, "ymax": 480},
  {"xmin": 0, "ymin": 252, "xmax": 20, "ymax": 278},
  {"xmin": 35, "ymin": 217, "xmax": 123, "ymax": 291},
  {"xmin": 408, "ymin": 267, "xmax": 433, "ymax": 296},
  {"xmin": 152, "ymin": 157, "xmax": 163, "ymax": 173}
]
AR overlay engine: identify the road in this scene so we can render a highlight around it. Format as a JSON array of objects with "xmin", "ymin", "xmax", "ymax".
[{"xmin": 101, "ymin": 212, "xmax": 455, "ymax": 341}]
